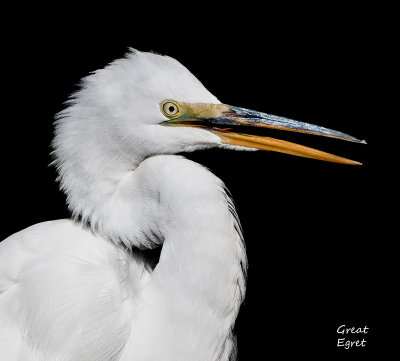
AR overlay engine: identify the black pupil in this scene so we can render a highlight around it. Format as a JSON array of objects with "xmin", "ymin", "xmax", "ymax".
[{"xmin": 168, "ymin": 105, "xmax": 175, "ymax": 113}]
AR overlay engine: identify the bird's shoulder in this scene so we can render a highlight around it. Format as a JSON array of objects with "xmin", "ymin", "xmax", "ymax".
[
  {"xmin": 0, "ymin": 220, "xmax": 140, "ymax": 285},
  {"xmin": 0, "ymin": 219, "xmax": 150, "ymax": 361}
]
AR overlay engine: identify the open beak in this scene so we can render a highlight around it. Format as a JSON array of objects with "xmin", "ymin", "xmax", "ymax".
[{"xmin": 162, "ymin": 101, "xmax": 366, "ymax": 165}]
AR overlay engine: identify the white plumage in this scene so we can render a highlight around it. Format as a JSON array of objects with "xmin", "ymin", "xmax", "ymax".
[
  {"xmin": 0, "ymin": 50, "xmax": 246, "ymax": 361},
  {"xmin": 0, "ymin": 49, "xmax": 362, "ymax": 360}
]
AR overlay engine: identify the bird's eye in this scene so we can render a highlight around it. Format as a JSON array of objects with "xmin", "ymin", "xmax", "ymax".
[{"xmin": 161, "ymin": 101, "xmax": 180, "ymax": 118}]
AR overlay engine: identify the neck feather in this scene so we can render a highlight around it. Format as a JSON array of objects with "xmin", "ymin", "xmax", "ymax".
[
  {"xmin": 54, "ymin": 118, "xmax": 248, "ymax": 359},
  {"xmin": 52, "ymin": 109, "xmax": 145, "ymax": 236},
  {"xmin": 123, "ymin": 156, "xmax": 247, "ymax": 361}
]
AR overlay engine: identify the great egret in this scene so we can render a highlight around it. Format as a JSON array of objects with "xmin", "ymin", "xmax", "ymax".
[{"xmin": 0, "ymin": 49, "xmax": 364, "ymax": 361}]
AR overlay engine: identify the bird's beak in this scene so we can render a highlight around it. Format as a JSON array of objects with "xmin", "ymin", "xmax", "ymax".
[{"xmin": 162, "ymin": 101, "xmax": 366, "ymax": 165}]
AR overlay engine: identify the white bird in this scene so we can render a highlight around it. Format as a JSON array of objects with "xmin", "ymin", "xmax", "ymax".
[{"xmin": 0, "ymin": 49, "xmax": 364, "ymax": 361}]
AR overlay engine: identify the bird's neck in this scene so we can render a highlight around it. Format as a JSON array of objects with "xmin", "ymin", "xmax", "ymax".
[
  {"xmin": 55, "ymin": 137, "xmax": 247, "ymax": 359},
  {"xmin": 146, "ymin": 203, "xmax": 246, "ymax": 360},
  {"xmin": 122, "ymin": 156, "xmax": 247, "ymax": 361},
  {"xmin": 53, "ymin": 112, "xmax": 152, "ymax": 247}
]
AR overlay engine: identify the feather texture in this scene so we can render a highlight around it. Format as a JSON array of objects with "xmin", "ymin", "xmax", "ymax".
[{"xmin": 0, "ymin": 50, "xmax": 247, "ymax": 360}]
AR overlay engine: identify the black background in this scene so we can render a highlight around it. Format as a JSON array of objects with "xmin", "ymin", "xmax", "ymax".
[{"xmin": 0, "ymin": 3, "xmax": 395, "ymax": 360}]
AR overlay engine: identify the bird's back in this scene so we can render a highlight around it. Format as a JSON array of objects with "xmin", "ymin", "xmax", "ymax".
[{"xmin": 0, "ymin": 219, "xmax": 151, "ymax": 361}]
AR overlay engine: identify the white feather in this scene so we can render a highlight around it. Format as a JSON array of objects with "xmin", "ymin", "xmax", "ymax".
[{"xmin": 0, "ymin": 49, "xmax": 247, "ymax": 361}]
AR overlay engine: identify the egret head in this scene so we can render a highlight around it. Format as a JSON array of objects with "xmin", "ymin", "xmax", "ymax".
[
  {"xmin": 54, "ymin": 49, "xmax": 364, "ymax": 171},
  {"xmin": 51, "ymin": 49, "xmax": 366, "ymax": 244}
]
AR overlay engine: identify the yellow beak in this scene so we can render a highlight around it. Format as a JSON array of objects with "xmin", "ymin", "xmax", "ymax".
[{"xmin": 162, "ymin": 101, "xmax": 365, "ymax": 165}]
